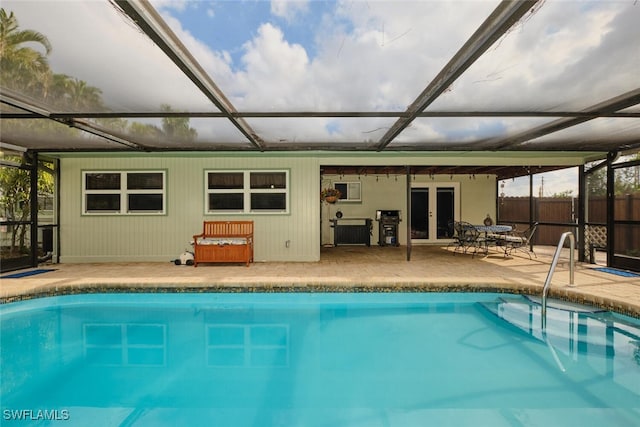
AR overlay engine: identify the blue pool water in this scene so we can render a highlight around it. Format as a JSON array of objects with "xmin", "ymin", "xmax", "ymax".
[{"xmin": 1, "ymin": 292, "xmax": 639, "ymax": 427}]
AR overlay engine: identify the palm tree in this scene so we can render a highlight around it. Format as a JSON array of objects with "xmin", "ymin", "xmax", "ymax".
[
  {"xmin": 0, "ymin": 8, "xmax": 52, "ymax": 94},
  {"xmin": 161, "ymin": 104, "xmax": 198, "ymax": 142},
  {"xmin": 67, "ymin": 77, "xmax": 103, "ymax": 110}
]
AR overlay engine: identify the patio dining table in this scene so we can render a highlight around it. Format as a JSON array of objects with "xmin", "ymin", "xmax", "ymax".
[
  {"xmin": 473, "ymin": 224, "xmax": 513, "ymax": 254},
  {"xmin": 474, "ymin": 224, "xmax": 513, "ymax": 234}
]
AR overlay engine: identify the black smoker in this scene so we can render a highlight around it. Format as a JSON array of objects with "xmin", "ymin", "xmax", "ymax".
[{"xmin": 376, "ymin": 210, "xmax": 401, "ymax": 246}]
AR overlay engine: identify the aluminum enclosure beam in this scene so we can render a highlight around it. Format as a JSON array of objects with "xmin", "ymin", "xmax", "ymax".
[
  {"xmin": 0, "ymin": 89, "xmax": 145, "ymax": 150},
  {"xmin": 4, "ymin": 111, "xmax": 639, "ymax": 120},
  {"xmin": 375, "ymin": 0, "xmax": 540, "ymax": 151},
  {"xmin": 114, "ymin": 0, "xmax": 265, "ymax": 151},
  {"xmin": 478, "ymin": 88, "xmax": 640, "ymax": 150}
]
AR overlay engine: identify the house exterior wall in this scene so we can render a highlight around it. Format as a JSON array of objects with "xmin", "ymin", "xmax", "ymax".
[
  {"xmin": 57, "ymin": 151, "xmax": 582, "ymax": 263},
  {"xmin": 59, "ymin": 154, "xmax": 321, "ymax": 263}
]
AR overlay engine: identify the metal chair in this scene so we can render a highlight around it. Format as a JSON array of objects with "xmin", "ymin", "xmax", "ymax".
[
  {"xmin": 500, "ymin": 222, "xmax": 538, "ymax": 258},
  {"xmin": 452, "ymin": 221, "xmax": 483, "ymax": 256}
]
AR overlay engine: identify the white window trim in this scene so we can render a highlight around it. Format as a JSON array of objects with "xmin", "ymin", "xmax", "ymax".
[
  {"xmin": 204, "ymin": 169, "xmax": 290, "ymax": 215},
  {"xmin": 334, "ymin": 181, "xmax": 362, "ymax": 202},
  {"xmin": 82, "ymin": 170, "xmax": 166, "ymax": 215}
]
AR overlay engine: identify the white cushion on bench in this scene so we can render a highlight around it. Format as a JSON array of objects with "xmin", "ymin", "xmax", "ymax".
[{"xmin": 196, "ymin": 237, "xmax": 248, "ymax": 245}]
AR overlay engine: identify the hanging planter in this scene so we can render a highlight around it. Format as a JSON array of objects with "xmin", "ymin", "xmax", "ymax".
[
  {"xmin": 321, "ymin": 188, "xmax": 341, "ymax": 204},
  {"xmin": 324, "ymin": 196, "xmax": 338, "ymax": 204}
]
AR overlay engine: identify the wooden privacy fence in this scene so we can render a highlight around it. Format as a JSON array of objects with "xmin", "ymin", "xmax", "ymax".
[{"xmin": 498, "ymin": 194, "xmax": 640, "ymax": 248}]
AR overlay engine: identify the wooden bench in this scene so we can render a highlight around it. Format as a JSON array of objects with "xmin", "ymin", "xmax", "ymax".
[{"xmin": 192, "ymin": 221, "xmax": 254, "ymax": 267}]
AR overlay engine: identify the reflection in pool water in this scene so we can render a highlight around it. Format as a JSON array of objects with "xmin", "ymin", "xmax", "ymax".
[{"xmin": 1, "ymin": 293, "xmax": 639, "ymax": 426}]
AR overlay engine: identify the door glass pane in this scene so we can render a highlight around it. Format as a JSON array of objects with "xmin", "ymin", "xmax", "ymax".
[
  {"xmin": 436, "ymin": 187, "xmax": 455, "ymax": 239},
  {"xmin": 411, "ymin": 188, "xmax": 429, "ymax": 239}
]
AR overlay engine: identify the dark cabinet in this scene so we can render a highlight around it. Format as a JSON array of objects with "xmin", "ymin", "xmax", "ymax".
[{"xmin": 330, "ymin": 218, "xmax": 372, "ymax": 246}]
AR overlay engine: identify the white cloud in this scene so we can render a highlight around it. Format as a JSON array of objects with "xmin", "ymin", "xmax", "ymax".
[
  {"xmin": 160, "ymin": 13, "xmax": 235, "ymax": 88},
  {"xmin": 271, "ymin": 0, "xmax": 309, "ymax": 23},
  {"xmin": 149, "ymin": 0, "xmax": 189, "ymax": 13},
  {"xmin": 233, "ymin": 23, "xmax": 310, "ymax": 109},
  {"xmin": 431, "ymin": 1, "xmax": 640, "ymax": 111}
]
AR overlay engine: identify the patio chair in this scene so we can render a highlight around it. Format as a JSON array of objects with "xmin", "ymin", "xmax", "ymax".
[
  {"xmin": 452, "ymin": 221, "xmax": 484, "ymax": 256},
  {"xmin": 499, "ymin": 222, "xmax": 538, "ymax": 259}
]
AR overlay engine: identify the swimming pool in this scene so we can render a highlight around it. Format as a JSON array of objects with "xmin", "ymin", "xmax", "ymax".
[{"xmin": 1, "ymin": 292, "xmax": 639, "ymax": 426}]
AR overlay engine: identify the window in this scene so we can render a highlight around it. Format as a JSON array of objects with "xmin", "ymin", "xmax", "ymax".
[
  {"xmin": 334, "ymin": 182, "xmax": 361, "ymax": 202},
  {"xmin": 83, "ymin": 171, "xmax": 166, "ymax": 215},
  {"xmin": 205, "ymin": 170, "xmax": 289, "ymax": 214}
]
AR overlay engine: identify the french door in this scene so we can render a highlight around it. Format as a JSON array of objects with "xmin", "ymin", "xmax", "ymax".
[{"xmin": 410, "ymin": 183, "xmax": 459, "ymax": 244}]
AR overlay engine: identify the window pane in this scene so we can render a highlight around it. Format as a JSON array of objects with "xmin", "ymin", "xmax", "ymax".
[
  {"xmin": 209, "ymin": 193, "xmax": 243, "ymax": 210},
  {"xmin": 86, "ymin": 194, "xmax": 120, "ymax": 211},
  {"xmin": 335, "ymin": 183, "xmax": 347, "ymax": 199},
  {"xmin": 127, "ymin": 173, "xmax": 163, "ymax": 190},
  {"xmin": 250, "ymin": 172, "xmax": 286, "ymax": 189},
  {"xmin": 208, "ymin": 173, "xmax": 243, "ymax": 189},
  {"xmin": 128, "ymin": 194, "xmax": 163, "ymax": 211},
  {"xmin": 251, "ymin": 193, "xmax": 286, "ymax": 210},
  {"xmin": 86, "ymin": 173, "xmax": 120, "ymax": 190},
  {"xmin": 347, "ymin": 182, "xmax": 361, "ymax": 200}
]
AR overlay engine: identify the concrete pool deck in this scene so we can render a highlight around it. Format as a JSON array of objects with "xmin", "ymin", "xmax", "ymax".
[{"xmin": 1, "ymin": 245, "xmax": 639, "ymax": 317}]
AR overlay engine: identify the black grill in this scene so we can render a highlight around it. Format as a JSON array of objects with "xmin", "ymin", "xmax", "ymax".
[{"xmin": 376, "ymin": 210, "xmax": 401, "ymax": 246}]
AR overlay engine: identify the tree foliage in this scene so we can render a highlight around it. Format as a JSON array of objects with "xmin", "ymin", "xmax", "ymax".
[
  {"xmin": 587, "ymin": 153, "xmax": 640, "ymax": 197},
  {"xmin": 0, "ymin": 160, "xmax": 54, "ymax": 255},
  {"xmin": 1, "ymin": 7, "xmax": 199, "ymax": 262},
  {"xmin": 0, "ymin": 8, "xmax": 51, "ymax": 95},
  {"xmin": 0, "ymin": 7, "xmax": 197, "ymax": 139}
]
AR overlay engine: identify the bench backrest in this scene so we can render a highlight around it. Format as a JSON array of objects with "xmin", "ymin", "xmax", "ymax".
[{"xmin": 203, "ymin": 221, "xmax": 253, "ymax": 237}]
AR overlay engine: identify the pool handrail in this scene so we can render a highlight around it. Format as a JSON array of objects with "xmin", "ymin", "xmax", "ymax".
[{"xmin": 541, "ymin": 231, "xmax": 575, "ymax": 330}]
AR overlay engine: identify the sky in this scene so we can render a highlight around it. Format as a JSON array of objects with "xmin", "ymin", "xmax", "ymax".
[
  {"xmin": 7, "ymin": 1, "xmax": 639, "ymax": 113},
  {"xmin": 3, "ymin": 0, "xmax": 639, "ymax": 155},
  {"xmin": 145, "ymin": 0, "xmax": 639, "ymax": 112},
  {"xmin": 500, "ymin": 167, "xmax": 578, "ymax": 198}
]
